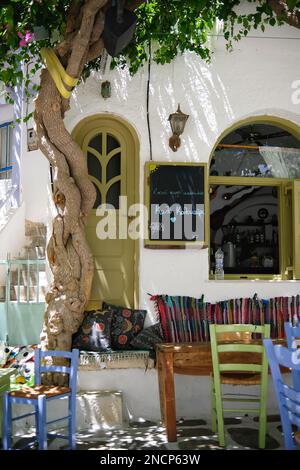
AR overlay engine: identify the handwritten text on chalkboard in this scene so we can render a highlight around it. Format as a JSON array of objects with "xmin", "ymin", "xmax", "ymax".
[{"xmin": 146, "ymin": 163, "xmax": 206, "ymax": 243}]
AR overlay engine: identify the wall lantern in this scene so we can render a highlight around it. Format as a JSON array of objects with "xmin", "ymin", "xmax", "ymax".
[
  {"xmin": 101, "ymin": 80, "xmax": 111, "ymax": 99},
  {"xmin": 102, "ymin": 1, "xmax": 137, "ymax": 57},
  {"xmin": 168, "ymin": 104, "xmax": 189, "ymax": 152}
]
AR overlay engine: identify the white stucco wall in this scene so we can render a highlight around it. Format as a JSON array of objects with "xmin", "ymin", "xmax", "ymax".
[
  {"xmin": 0, "ymin": 104, "xmax": 14, "ymax": 124},
  {"xmin": 77, "ymin": 369, "xmax": 280, "ymax": 423},
  {"xmin": 20, "ymin": 143, "xmax": 51, "ymax": 223}
]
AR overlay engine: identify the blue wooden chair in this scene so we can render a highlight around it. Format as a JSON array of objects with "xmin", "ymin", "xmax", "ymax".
[
  {"xmin": 264, "ymin": 339, "xmax": 300, "ymax": 450},
  {"xmin": 3, "ymin": 348, "xmax": 79, "ymax": 450},
  {"xmin": 284, "ymin": 322, "xmax": 300, "ymax": 391}
]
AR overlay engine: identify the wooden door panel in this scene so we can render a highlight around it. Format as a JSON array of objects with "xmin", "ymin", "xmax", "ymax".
[{"xmin": 74, "ymin": 118, "xmax": 137, "ymax": 308}]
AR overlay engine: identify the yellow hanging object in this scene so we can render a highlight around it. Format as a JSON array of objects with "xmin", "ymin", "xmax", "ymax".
[{"xmin": 40, "ymin": 48, "xmax": 78, "ymax": 99}]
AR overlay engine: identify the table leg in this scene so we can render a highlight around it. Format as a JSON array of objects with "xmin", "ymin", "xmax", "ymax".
[{"xmin": 157, "ymin": 350, "xmax": 177, "ymax": 442}]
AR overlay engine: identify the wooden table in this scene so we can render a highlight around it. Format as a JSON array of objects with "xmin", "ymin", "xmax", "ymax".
[
  {"xmin": 156, "ymin": 342, "xmax": 213, "ymax": 442},
  {"xmin": 156, "ymin": 340, "xmax": 285, "ymax": 442}
]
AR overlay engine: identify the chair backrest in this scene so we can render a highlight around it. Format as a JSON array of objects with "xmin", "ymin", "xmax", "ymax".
[
  {"xmin": 210, "ymin": 323, "xmax": 270, "ymax": 375},
  {"xmin": 264, "ymin": 339, "xmax": 300, "ymax": 450},
  {"xmin": 34, "ymin": 348, "xmax": 79, "ymax": 391},
  {"xmin": 284, "ymin": 322, "xmax": 300, "ymax": 390},
  {"xmin": 285, "ymin": 322, "xmax": 300, "ymax": 349}
]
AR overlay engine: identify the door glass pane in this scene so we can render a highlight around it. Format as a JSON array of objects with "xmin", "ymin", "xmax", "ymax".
[
  {"xmin": 93, "ymin": 183, "xmax": 102, "ymax": 209},
  {"xmin": 89, "ymin": 133, "xmax": 102, "ymax": 153},
  {"xmin": 210, "ymin": 185, "xmax": 279, "ymax": 276},
  {"xmin": 87, "ymin": 151, "xmax": 102, "ymax": 181},
  {"xmin": 107, "ymin": 133, "xmax": 119, "ymax": 153},
  {"xmin": 107, "ymin": 152, "xmax": 120, "ymax": 181},
  {"xmin": 106, "ymin": 181, "xmax": 120, "ymax": 209}
]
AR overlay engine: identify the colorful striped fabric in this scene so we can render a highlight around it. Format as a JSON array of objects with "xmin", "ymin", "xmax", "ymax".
[{"xmin": 150, "ymin": 294, "xmax": 300, "ymax": 342}]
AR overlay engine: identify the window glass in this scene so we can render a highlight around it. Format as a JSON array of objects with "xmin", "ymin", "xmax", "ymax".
[
  {"xmin": 210, "ymin": 185, "xmax": 279, "ymax": 276},
  {"xmin": 0, "ymin": 124, "xmax": 12, "ymax": 180},
  {"xmin": 210, "ymin": 124, "xmax": 300, "ymax": 178}
]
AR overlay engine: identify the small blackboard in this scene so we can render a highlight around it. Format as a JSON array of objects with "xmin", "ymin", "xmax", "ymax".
[{"xmin": 145, "ymin": 162, "xmax": 208, "ymax": 247}]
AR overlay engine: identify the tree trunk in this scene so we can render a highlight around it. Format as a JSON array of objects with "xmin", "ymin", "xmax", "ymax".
[
  {"xmin": 34, "ymin": 0, "xmax": 108, "ymax": 384},
  {"xmin": 268, "ymin": 0, "xmax": 300, "ymax": 29}
]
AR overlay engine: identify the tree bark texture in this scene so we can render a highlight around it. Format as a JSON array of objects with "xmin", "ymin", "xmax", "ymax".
[
  {"xmin": 35, "ymin": 0, "xmax": 108, "ymax": 383},
  {"xmin": 268, "ymin": 0, "xmax": 300, "ymax": 29}
]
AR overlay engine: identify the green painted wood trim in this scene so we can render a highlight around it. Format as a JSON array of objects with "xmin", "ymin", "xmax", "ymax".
[
  {"xmin": 212, "ymin": 324, "xmax": 266, "ymax": 333},
  {"xmin": 217, "ymin": 344, "xmax": 264, "ymax": 353},
  {"xmin": 222, "ymin": 398, "xmax": 260, "ymax": 402},
  {"xmin": 209, "ymin": 323, "xmax": 225, "ymax": 446},
  {"xmin": 223, "ymin": 409, "xmax": 260, "ymax": 413},
  {"xmin": 219, "ymin": 363, "xmax": 262, "ymax": 372}
]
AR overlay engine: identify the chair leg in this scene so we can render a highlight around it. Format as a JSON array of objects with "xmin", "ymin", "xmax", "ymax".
[
  {"xmin": 258, "ymin": 392, "xmax": 267, "ymax": 449},
  {"xmin": 281, "ymin": 407, "xmax": 295, "ymax": 450},
  {"xmin": 214, "ymin": 379, "xmax": 225, "ymax": 447},
  {"xmin": 258, "ymin": 372, "xmax": 268, "ymax": 449},
  {"xmin": 211, "ymin": 377, "xmax": 217, "ymax": 434},
  {"xmin": 3, "ymin": 392, "xmax": 12, "ymax": 450},
  {"xmin": 68, "ymin": 395, "xmax": 76, "ymax": 450},
  {"xmin": 37, "ymin": 395, "xmax": 47, "ymax": 450}
]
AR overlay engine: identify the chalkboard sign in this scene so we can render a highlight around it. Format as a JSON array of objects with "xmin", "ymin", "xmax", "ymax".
[{"xmin": 145, "ymin": 162, "xmax": 208, "ymax": 247}]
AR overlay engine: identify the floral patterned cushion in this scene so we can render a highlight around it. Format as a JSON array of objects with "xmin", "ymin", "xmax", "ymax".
[
  {"xmin": 72, "ymin": 309, "xmax": 113, "ymax": 352},
  {"xmin": 130, "ymin": 323, "xmax": 164, "ymax": 354},
  {"xmin": 102, "ymin": 303, "xmax": 147, "ymax": 350}
]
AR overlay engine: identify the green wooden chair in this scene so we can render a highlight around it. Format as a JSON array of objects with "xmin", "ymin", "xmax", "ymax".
[{"xmin": 209, "ymin": 323, "xmax": 270, "ymax": 448}]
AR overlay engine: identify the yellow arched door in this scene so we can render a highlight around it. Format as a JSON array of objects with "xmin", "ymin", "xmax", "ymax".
[{"xmin": 72, "ymin": 115, "xmax": 139, "ymax": 308}]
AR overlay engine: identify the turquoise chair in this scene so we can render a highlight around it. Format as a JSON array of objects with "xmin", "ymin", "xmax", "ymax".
[
  {"xmin": 264, "ymin": 339, "xmax": 300, "ymax": 450},
  {"xmin": 284, "ymin": 322, "xmax": 300, "ymax": 391},
  {"xmin": 3, "ymin": 348, "xmax": 79, "ymax": 450}
]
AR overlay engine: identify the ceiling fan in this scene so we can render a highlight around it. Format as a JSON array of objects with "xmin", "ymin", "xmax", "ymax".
[{"xmin": 232, "ymin": 126, "xmax": 288, "ymax": 146}]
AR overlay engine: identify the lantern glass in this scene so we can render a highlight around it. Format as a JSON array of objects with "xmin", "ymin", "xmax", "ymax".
[{"xmin": 168, "ymin": 104, "xmax": 189, "ymax": 136}]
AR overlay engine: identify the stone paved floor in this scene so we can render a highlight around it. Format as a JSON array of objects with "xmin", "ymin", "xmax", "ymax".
[{"xmin": 9, "ymin": 414, "xmax": 285, "ymax": 450}]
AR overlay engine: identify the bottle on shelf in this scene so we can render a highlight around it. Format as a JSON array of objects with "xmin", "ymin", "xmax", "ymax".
[
  {"xmin": 215, "ymin": 247, "xmax": 224, "ymax": 280},
  {"xmin": 272, "ymin": 229, "xmax": 278, "ymax": 245},
  {"xmin": 250, "ymin": 231, "xmax": 254, "ymax": 244},
  {"xmin": 236, "ymin": 229, "xmax": 240, "ymax": 245},
  {"xmin": 255, "ymin": 229, "xmax": 260, "ymax": 244},
  {"xmin": 260, "ymin": 231, "xmax": 264, "ymax": 244}
]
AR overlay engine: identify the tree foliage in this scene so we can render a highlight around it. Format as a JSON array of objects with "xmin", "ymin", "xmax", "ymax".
[{"xmin": 0, "ymin": 0, "xmax": 300, "ymax": 108}]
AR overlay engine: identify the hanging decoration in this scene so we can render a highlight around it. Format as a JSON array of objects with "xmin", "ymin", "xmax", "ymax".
[{"xmin": 40, "ymin": 48, "xmax": 78, "ymax": 99}]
